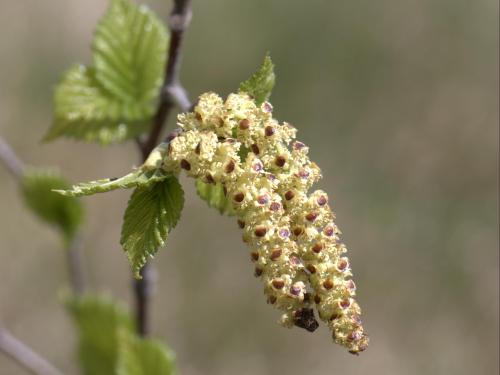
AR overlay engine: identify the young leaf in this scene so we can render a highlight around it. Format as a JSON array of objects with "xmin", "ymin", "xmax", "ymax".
[
  {"xmin": 121, "ymin": 177, "xmax": 184, "ymax": 278},
  {"xmin": 56, "ymin": 168, "xmax": 170, "ymax": 198},
  {"xmin": 238, "ymin": 54, "xmax": 276, "ymax": 105},
  {"xmin": 195, "ymin": 180, "xmax": 235, "ymax": 216},
  {"xmin": 93, "ymin": 0, "xmax": 168, "ymax": 106},
  {"xmin": 45, "ymin": 65, "xmax": 150, "ymax": 144},
  {"xmin": 66, "ymin": 294, "xmax": 134, "ymax": 375},
  {"xmin": 21, "ymin": 168, "xmax": 84, "ymax": 242},
  {"xmin": 116, "ymin": 331, "xmax": 176, "ymax": 375},
  {"xmin": 46, "ymin": 0, "xmax": 168, "ymax": 144}
]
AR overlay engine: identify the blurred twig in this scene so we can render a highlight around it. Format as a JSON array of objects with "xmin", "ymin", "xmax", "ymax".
[
  {"xmin": 0, "ymin": 328, "xmax": 65, "ymax": 375},
  {"xmin": 0, "ymin": 136, "xmax": 87, "ymax": 296},
  {"xmin": 133, "ymin": 0, "xmax": 193, "ymax": 337},
  {"xmin": 0, "ymin": 136, "xmax": 24, "ymax": 180},
  {"xmin": 67, "ymin": 233, "xmax": 86, "ymax": 296}
]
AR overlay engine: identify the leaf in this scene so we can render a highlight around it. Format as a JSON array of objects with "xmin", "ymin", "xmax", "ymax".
[
  {"xmin": 66, "ymin": 294, "xmax": 134, "ymax": 375},
  {"xmin": 195, "ymin": 180, "xmax": 235, "ymax": 216},
  {"xmin": 93, "ymin": 0, "xmax": 168, "ymax": 106},
  {"xmin": 238, "ymin": 54, "xmax": 276, "ymax": 105},
  {"xmin": 46, "ymin": 0, "xmax": 168, "ymax": 144},
  {"xmin": 45, "ymin": 65, "xmax": 150, "ymax": 144},
  {"xmin": 56, "ymin": 169, "xmax": 169, "ymax": 197},
  {"xmin": 116, "ymin": 331, "xmax": 176, "ymax": 375},
  {"xmin": 56, "ymin": 143, "xmax": 170, "ymax": 197},
  {"xmin": 121, "ymin": 177, "xmax": 184, "ymax": 278},
  {"xmin": 21, "ymin": 168, "xmax": 84, "ymax": 242}
]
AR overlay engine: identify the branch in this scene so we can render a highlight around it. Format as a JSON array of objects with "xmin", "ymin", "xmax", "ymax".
[
  {"xmin": 141, "ymin": 0, "xmax": 193, "ymax": 158},
  {"xmin": 133, "ymin": 0, "xmax": 193, "ymax": 337},
  {"xmin": 66, "ymin": 233, "xmax": 86, "ymax": 296},
  {"xmin": 0, "ymin": 136, "xmax": 87, "ymax": 296},
  {"xmin": 0, "ymin": 328, "xmax": 65, "ymax": 375},
  {"xmin": 0, "ymin": 136, "xmax": 24, "ymax": 180}
]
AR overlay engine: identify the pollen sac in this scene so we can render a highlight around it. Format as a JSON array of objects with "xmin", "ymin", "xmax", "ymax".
[{"xmin": 160, "ymin": 91, "xmax": 368, "ymax": 354}]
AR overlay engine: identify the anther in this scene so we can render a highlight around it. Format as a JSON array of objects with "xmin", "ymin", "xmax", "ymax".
[
  {"xmin": 270, "ymin": 248, "xmax": 282, "ymax": 260},
  {"xmin": 265, "ymin": 126, "xmax": 275, "ymax": 136},
  {"xmin": 275, "ymin": 156, "xmax": 286, "ymax": 167},
  {"xmin": 272, "ymin": 279, "xmax": 285, "ymax": 289},
  {"xmin": 254, "ymin": 226, "xmax": 267, "ymax": 237},
  {"xmin": 312, "ymin": 242, "xmax": 323, "ymax": 253},
  {"xmin": 239, "ymin": 119, "xmax": 250, "ymax": 130},
  {"xmin": 323, "ymin": 279, "xmax": 334, "ymax": 290},
  {"xmin": 180, "ymin": 159, "xmax": 191, "ymax": 171},
  {"xmin": 305, "ymin": 212, "xmax": 318, "ymax": 222},
  {"xmin": 224, "ymin": 160, "xmax": 235, "ymax": 173},
  {"xmin": 233, "ymin": 192, "xmax": 245, "ymax": 203}
]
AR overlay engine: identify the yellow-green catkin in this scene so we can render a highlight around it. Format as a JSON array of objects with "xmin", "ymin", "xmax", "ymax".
[{"xmin": 162, "ymin": 92, "xmax": 369, "ymax": 354}]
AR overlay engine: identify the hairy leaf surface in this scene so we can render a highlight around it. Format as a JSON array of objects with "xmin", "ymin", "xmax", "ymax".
[
  {"xmin": 195, "ymin": 180, "xmax": 235, "ymax": 216},
  {"xmin": 67, "ymin": 295, "xmax": 134, "ymax": 375},
  {"xmin": 117, "ymin": 332, "xmax": 176, "ymax": 375},
  {"xmin": 21, "ymin": 168, "xmax": 84, "ymax": 242},
  {"xmin": 238, "ymin": 54, "xmax": 275, "ymax": 105},
  {"xmin": 121, "ymin": 177, "xmax": 184, "ymax": 278}
]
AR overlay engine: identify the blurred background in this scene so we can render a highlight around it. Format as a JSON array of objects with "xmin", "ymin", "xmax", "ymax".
[{"xmin": 0, "ymin": 0, "xmax": 498, "ymax": 374}]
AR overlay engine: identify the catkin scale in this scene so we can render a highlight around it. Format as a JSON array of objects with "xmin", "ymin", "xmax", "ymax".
[{"xmin": 162, "ymin": 92, "xmax": 368, "ymax": 353}]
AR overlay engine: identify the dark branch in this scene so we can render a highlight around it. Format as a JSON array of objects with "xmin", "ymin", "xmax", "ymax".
[
  {"xmin": 134, "ymin": 0, "xmax": 193, "ymax": 337},
  {"xmin": 141, "ymin": 0, "xmax": 193, "ymax": 158},
  {"xmin": 0, "ymin": 328, "xmax": 65, "ymax": 375}
]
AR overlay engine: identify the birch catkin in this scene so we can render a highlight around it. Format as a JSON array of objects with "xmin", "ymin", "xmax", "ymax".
[{"xmin": 162, "ymin": 92, "xmax": 369, "ymax": 354}]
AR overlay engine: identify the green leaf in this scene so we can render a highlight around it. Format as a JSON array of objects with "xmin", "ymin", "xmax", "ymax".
[
  {"xmin": 238, "ymin": 54, "xmax": 275, "ymax": 105},
  {"xmin": 121, "ymin": 177, "xmax": 184, "ymax": 278},
  {"xmin": 56, "ymin": 169, "xmax": 170, "ymax": 198},
  {"xmin": 56, "ymin": 143, "xmax": 170, "ymax": 197},
  {"xmin": 46, "ymin": 65, "xmax": 150, "ymax": 144},
  {"xmin": 93, "ymin": 0, "xmax": 168, "ymax": 106},
  {"xmin": 21, "ymin": 168, "xmax": 84, "ymax": 242},
  {"xmin": 117, "ymin": 331, "xmax": 176, "ymax": 375},
  {"xmin": 195, "ymin": 180, "xmax": 235, "ymax": 216},
  {"xmin": 66, "ymin": 294, "xmax": 134, "ymax": 375},
  {"xmin": 46, "ymin": 0, "xmax": 168, "ymax": 144}
]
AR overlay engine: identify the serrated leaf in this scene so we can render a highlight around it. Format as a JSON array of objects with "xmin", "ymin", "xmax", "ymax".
[
  {"xmin": 93, "ymin": 0, "xmax": 168, "ymax": 106},
  {"xmin": 117, "ymin": 331, "xmax": 176, "ymax": 375},
  {"xmin": 195, "ymin": 180, "xmax": 235, "ymax": 216},
  {"xmin": 238, "ymin": 54, "xmax": 275, "ymax": 105},
  {"xmin": 121, "ymin": 177, "xmax": 184, "ymax": 278},
  {"xmin": 45, "ymin": 65, "xmax": 150, "ymax": 144},
  {"xmin": 21, "ymin": 168, "xmax": 84, "ymax": 242},
  {"xmin": 66, "ymin": 294, "xmax": 134, "ymax": 375},
  {"xmin": 46, "ymin": 0, "xmax": 168, "ymax": 144},
  {"xmin": 56, "ymin": 168, "xmax": 170, "ymax": 198}
]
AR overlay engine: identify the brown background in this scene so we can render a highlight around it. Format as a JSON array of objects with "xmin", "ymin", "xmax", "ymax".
[{"xmin": 0, "ymin": 1, "xmax": 498, "ymax": 374}]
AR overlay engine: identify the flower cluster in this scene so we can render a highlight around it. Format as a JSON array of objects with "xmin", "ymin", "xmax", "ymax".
[{"xmin": 162, "ymin": 92, "xmax": 368, "ymax": 354}]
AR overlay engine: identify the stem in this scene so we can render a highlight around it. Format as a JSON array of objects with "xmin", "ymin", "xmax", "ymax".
[
  {"xmin": 0, "ymin": 328, "xmax": 65, "ymax": 375},
  {"xmin": 0, "ymin": 136, "xmax": 87, "ymax": 297},
  {"xmin": 133, "ymin": 0, "xmax": 193, "ymax": 337},
  {"xmin": 141, "ymin": 0, "xmax": 193, "ymax": 157},
  {"xmin": 0, "ymin": 136, "xmax": 24, "ymax": 180},
  {"xmin": 66, "ymin": 233, "xmax": 86, "ymax": 296}
]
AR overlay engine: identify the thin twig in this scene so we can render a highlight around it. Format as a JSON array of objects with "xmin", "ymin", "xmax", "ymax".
[
  {"xmin": 0, "ymin": 328, "xmax": 65, "ymax": 375},
  {"xmin": 66, "ymin": 233, "xmax": 86, "ymax": 296},
  {"xmin": 0, "ymin": 136, "xmax": 87, "ymax": 297},
  {"xmin": 141, "ymin": 0, "xmax": 193, "ymax": 158},
  {"xmin": 0, "ymin": 136, "xmax": 24, "ymax": 180},
  {"xmin": 133, "ymin": 0, "xmax": 193, "ymax": 337}
]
